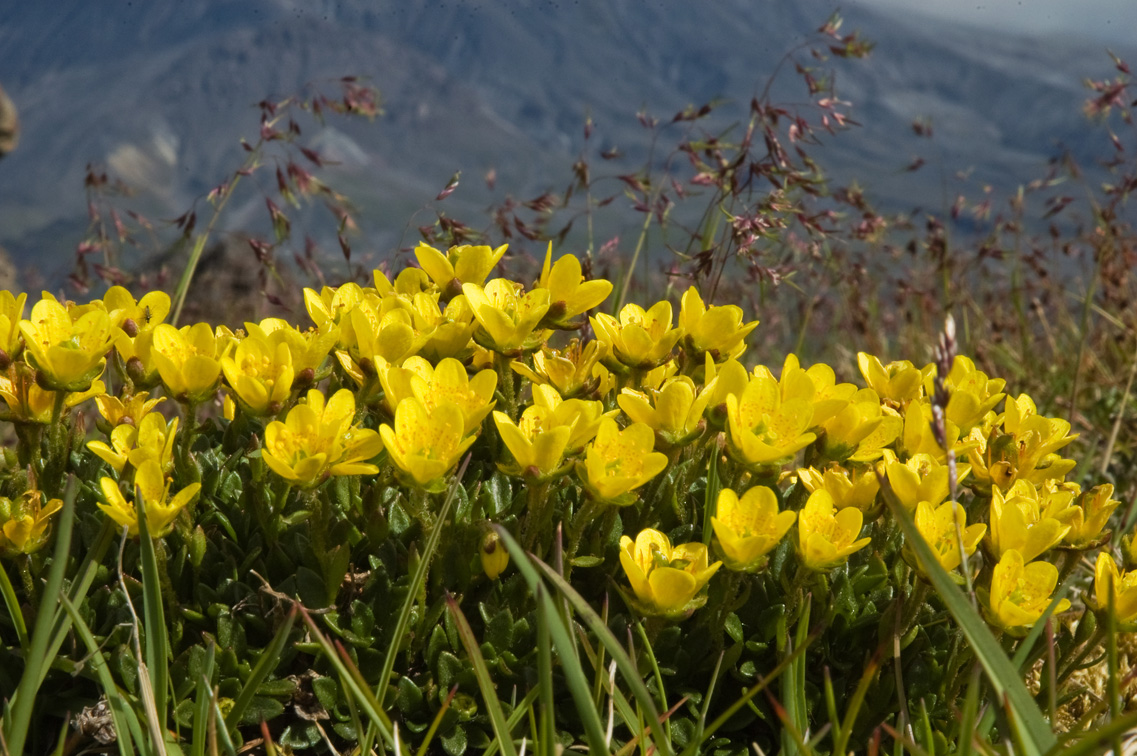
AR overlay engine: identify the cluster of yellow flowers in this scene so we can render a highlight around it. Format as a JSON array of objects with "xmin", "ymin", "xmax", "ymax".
[{"xmin": 0, "ymin": 242, "xmax": 1127, "ymax": 637}]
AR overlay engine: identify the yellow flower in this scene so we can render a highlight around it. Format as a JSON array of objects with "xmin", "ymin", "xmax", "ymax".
[
  {"xmin": 0, "ymin": 290, "xmax": 27, "ymax": 359},
  {"xmin": 1063, "ymin": 484, "xmax": 1120, "ymax": 548},
  {"xmin": 379, "ymin": 398, "xmax": 475, "ymax": 490},
  {"xmin": 966, "ymin": 396, "xmax": 1078, "ymax": 492},
  {"xmin": 618, "ymin": 529, "xmax": 721, "ymax": 619},
  {"xmin": 264, "ymin": 389, "xmax": 384, "ymax": 488},
  {"xmin": 103, "ymin": 286, "xmax": 170, "ymax": 333},
  {"xmin": 701, "ymin": 357, "xmax": 749, "ymax": 430},
  {"xmin": 617, "ymin": 376, "xmax": 709, "ymax": 448},
  {"xmin": 340, "ymin": 297, "xmax": 426, "ymax": 374},
  {"xmin": 151, "ymin": 322, "xmax": 226, "ymax": 403},
  {"xmin": 409, "ymin": 293, "xmax": 478, "ymax": 363},
  {"xmin": 98, "ymin": 459, "xmax": 200, "ymax": 538},
  {"xmin": 712, "ymin": 486, "xmax": 796, "ymax": 572},
  {"xmin": 1094, "ymin": 552, "xmax": 1137, "ymax": 629},
  {"xmin": 303, "ymin": 283, "xmax": 365, "ymax": 337},
  {"xmin": 778, "ymin": 356, "xmax": 858, "ymax": 427},
  {"xmin": 984, "ymin": 549, "xmax": 1069, "ymax": 634},
  {"xmin": 493, "ymin": 409, "xmax": 573, "ymax": 481},
  {"xmin": 884, "ymin": 453, "xmax": 971, "ymax": 510},
  {"xmin": 247, "ymin": 318, "xmax": 338, "ymax": 381},
  {"xmin": 221, "ymin": 332, "xmax": 294, "ymax": 417},
  {"xmin": 906, "ymin": 500, "xmax": 986, "ymax": 576},
  {"xmin": 536, "ymin": 245, "xmax": 612, "ymax": 328},
  {"xmin": 678, "ymin": 286, "xmax": 758, "ymax": 363},
  {"xmin": 530, "ymin": 384, "xmax": 614, "ymax": 452},
  {"xmin": 88, "ymin": 412, "xmax": 178, "ymax": 474},
  {"xmin": 415, "ymin": 242, "xmax": 508, "ymax": 296},
  {"xmin": 796, "ymin": 465, "xmax": 881, "ymax": 513},
  {"xmin": 930, "ymin": 356, "xmax": 1006, "ymax": 433},
  {"xmin": 512, "ymin": 339, "xmax": 608, "ymax": 399},
  {"xmin": 462, "ymin": 279, "xmax": 551, "ymax": 354},
  {"xmin": 725, "ymin": 370, "xmax": 816, "ymax": 467},
  {"xmin": 480, "ymin": 530, "xmax": 509, "ymax": 580},
  {"xmin": 901, "ymin": 398, "xmax": 962, "ymax": 459},
  {"xmin": 819, "ymin": 389, "xmax": 902, "ymax": 463},
  {"xmin": 379, "ymin": 357, "xmax": 496, "ymax": 434},
  {"xmin": 0, "ymin": 490, "xmax": 63, "ymax": 557},
  {"xmin": 796, "ymin": 489, "xmax": 871, "ymax": 571},
  {"xmin": 986, "ymin": 479, "xmax": 1070, "ymax": 562},
  {"xmin": 591, "ymin": 301, "xmax": 682, "ymax": 372},
  {"xmin": 0, "ymin": 364, "xmax": 103, "ymax": 424},
  {"xmin": 114, "ymin": 327, "xmax": 163, "ymax": 389},
  {"xmin": 94, "ymin": 391, "xmax": 165, "ymax": 428},
  {"xmin": 19, "ymin": 295, "xmax": 113, "ymax": 391},
  {"xmin": 856, "ymin": 353, "xmax": 929, "ymax": 405},
  {"xmin": 578, "ymin": 417, "xmax": 668, "ymax": 503}
]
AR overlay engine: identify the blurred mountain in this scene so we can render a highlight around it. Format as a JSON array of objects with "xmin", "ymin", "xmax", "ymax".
[{"xmin": 0, "ymin": 0, "xmax": 1128, "ymax": 283}]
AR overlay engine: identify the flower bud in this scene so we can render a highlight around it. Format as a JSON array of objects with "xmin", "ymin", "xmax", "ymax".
[{"xmin": 480, "ymin": 530, "xmax": 509, "ymax": 580}]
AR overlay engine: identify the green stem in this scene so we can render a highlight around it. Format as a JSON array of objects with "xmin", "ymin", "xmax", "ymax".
[
  {"xmin": 0, "ymin": 559, "xmax": 28, "ymax": 650},
  {"xmin": 494, "ymin": 352, "xmax": 518, "ymax": 421},
  {"xmin": 566, "ymin": 497, "xmax": 604, "ymax": 565}
]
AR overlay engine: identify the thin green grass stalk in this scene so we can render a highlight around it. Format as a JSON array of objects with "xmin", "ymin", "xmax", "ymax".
[
  {"xmin": 957, "ymin": 665, "xmax": 982, "ymax": 756},
  {"xmin": 3, "ymin": 481, "xmax": 76, "ymax": 756},
  {"xmin": 170, "ymin": 145, "xmax": 261, "ymax": 325},
  {"xmin": 493, "ymin": 526, "xmax": 610, "ymax": 754},
  {"xmin": 224, "ymin": 605, "xmax": 296, "ymax": 731},
  {"xmin": 0, "ymin": 560, "xmax": 27, "ymax": 652},
  {"xmin": 482, "ymin": 688, "xmax": 541, "ymax": 756},
  {"xmin": 117, "ymin": 525, "xmax": 168, "ymax": 756},
  {"xmin": 447, "ymin": 595, "xmax": 521, "ymax": 756},
  {"xmin": 192, "ymin": 643, "xmax": 218, "ymax": 756},
  {"xmin": 537, "ymin": 589, "xmax": 556, "ymax": 756},
  {"xmin": 879, "ymin": 722, "xmax": 932, "ymax": 756},
  {"xmin": 40, "ymin": 519, "xmax": 116, "ymax": 690},
  {"xmin": 207, "ymin": 689, "xmax": 238, "ymax": 756},
  {"xmin": 363, "ymin": 456, "xmax": 467, "ymax": 754},
  {"xmin": 59, "ymin": 595, "xmax": 144, "ymax": 756},
  {"xmin": 678, "ymin": 627, "xmax": 817, "ymax": 756},
  {"xmin": 414, "ymin": 685, "xmax": 456, "ymax": 756},
  {"xmin": 693, "ymin": 651, "xmax": 724, "ymax": 748},
  {"xmin": 832, "ymin": 652, "xmax": 882, "ymax": 756},
  {"xmin": 634, "ymin": 621, "xmax": 672, "ymax": 753},
  {"xmin": 529, "ymin": 556, "xmax": 674, "ymax": 755},
  {"xmin": 137, "ymin": 488, "xmax": 170, "ymax": 740},
  {"xmin": 882, "ymin": 484, "xmax": 1055, "ymax": 756},
  {"xmin": 781, "ymin": 594, "xmax": 813, "ymax": 756},
  {"xmin": 299, "ymin": 607, "xmax": 400, "ymax": 750},
  {"xmin": 1106, "ymin": 592, "xmax": 1122, "ymax": 756}
]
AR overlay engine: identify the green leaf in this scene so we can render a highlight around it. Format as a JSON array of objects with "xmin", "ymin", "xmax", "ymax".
[{"xmin": 883, "ymin": 491, "xmax": 1055, "ymax": 755}]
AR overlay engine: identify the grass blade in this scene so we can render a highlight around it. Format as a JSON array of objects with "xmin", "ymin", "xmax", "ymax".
[
  {"xmin": 529, "ymin": 554, "xmax": 674, "ymax": 755},
  {"xmin": 59, "ymin": 594, "xmax": 145, "ymax": 756},
  {"xmin": 3, "ymin": 480, "xmax": 76, "ymax": 756},
  {"xmin": 365, "ymin": 455, "xmax": 468, "ymax": 754},
  {"xmin": 446, "ymin": 595, "xmax": 520, "ymax": 756},
  {"xmin": 299, "ymin": 607, "xmax": 401, "ymax": 751},
  {"xmin": 882, "ymin": 488, "xmax": 1055, "ymax": 755},
  {"xmin": 192, "ymin": 642, "xmax": 218, "ymax": 756},
  {"xmin": 224, "ymin": 605, "xmax": 297, "ymax": 731},
  {"xmin": 492, "ymin": 525, "xmax": 610, "ymax": 754},
  {"xmin": 0, "ymin": 561, "xmax": 28, "ymax": 652},
  {"xmin": 137, "ymin": 486, "xmax": 170, "ymax": 734}
]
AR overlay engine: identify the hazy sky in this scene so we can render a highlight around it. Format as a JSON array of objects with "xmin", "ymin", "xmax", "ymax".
[{"xmin": 855, "ymin": 0, "xmax": 1137, "ymax": 46}]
